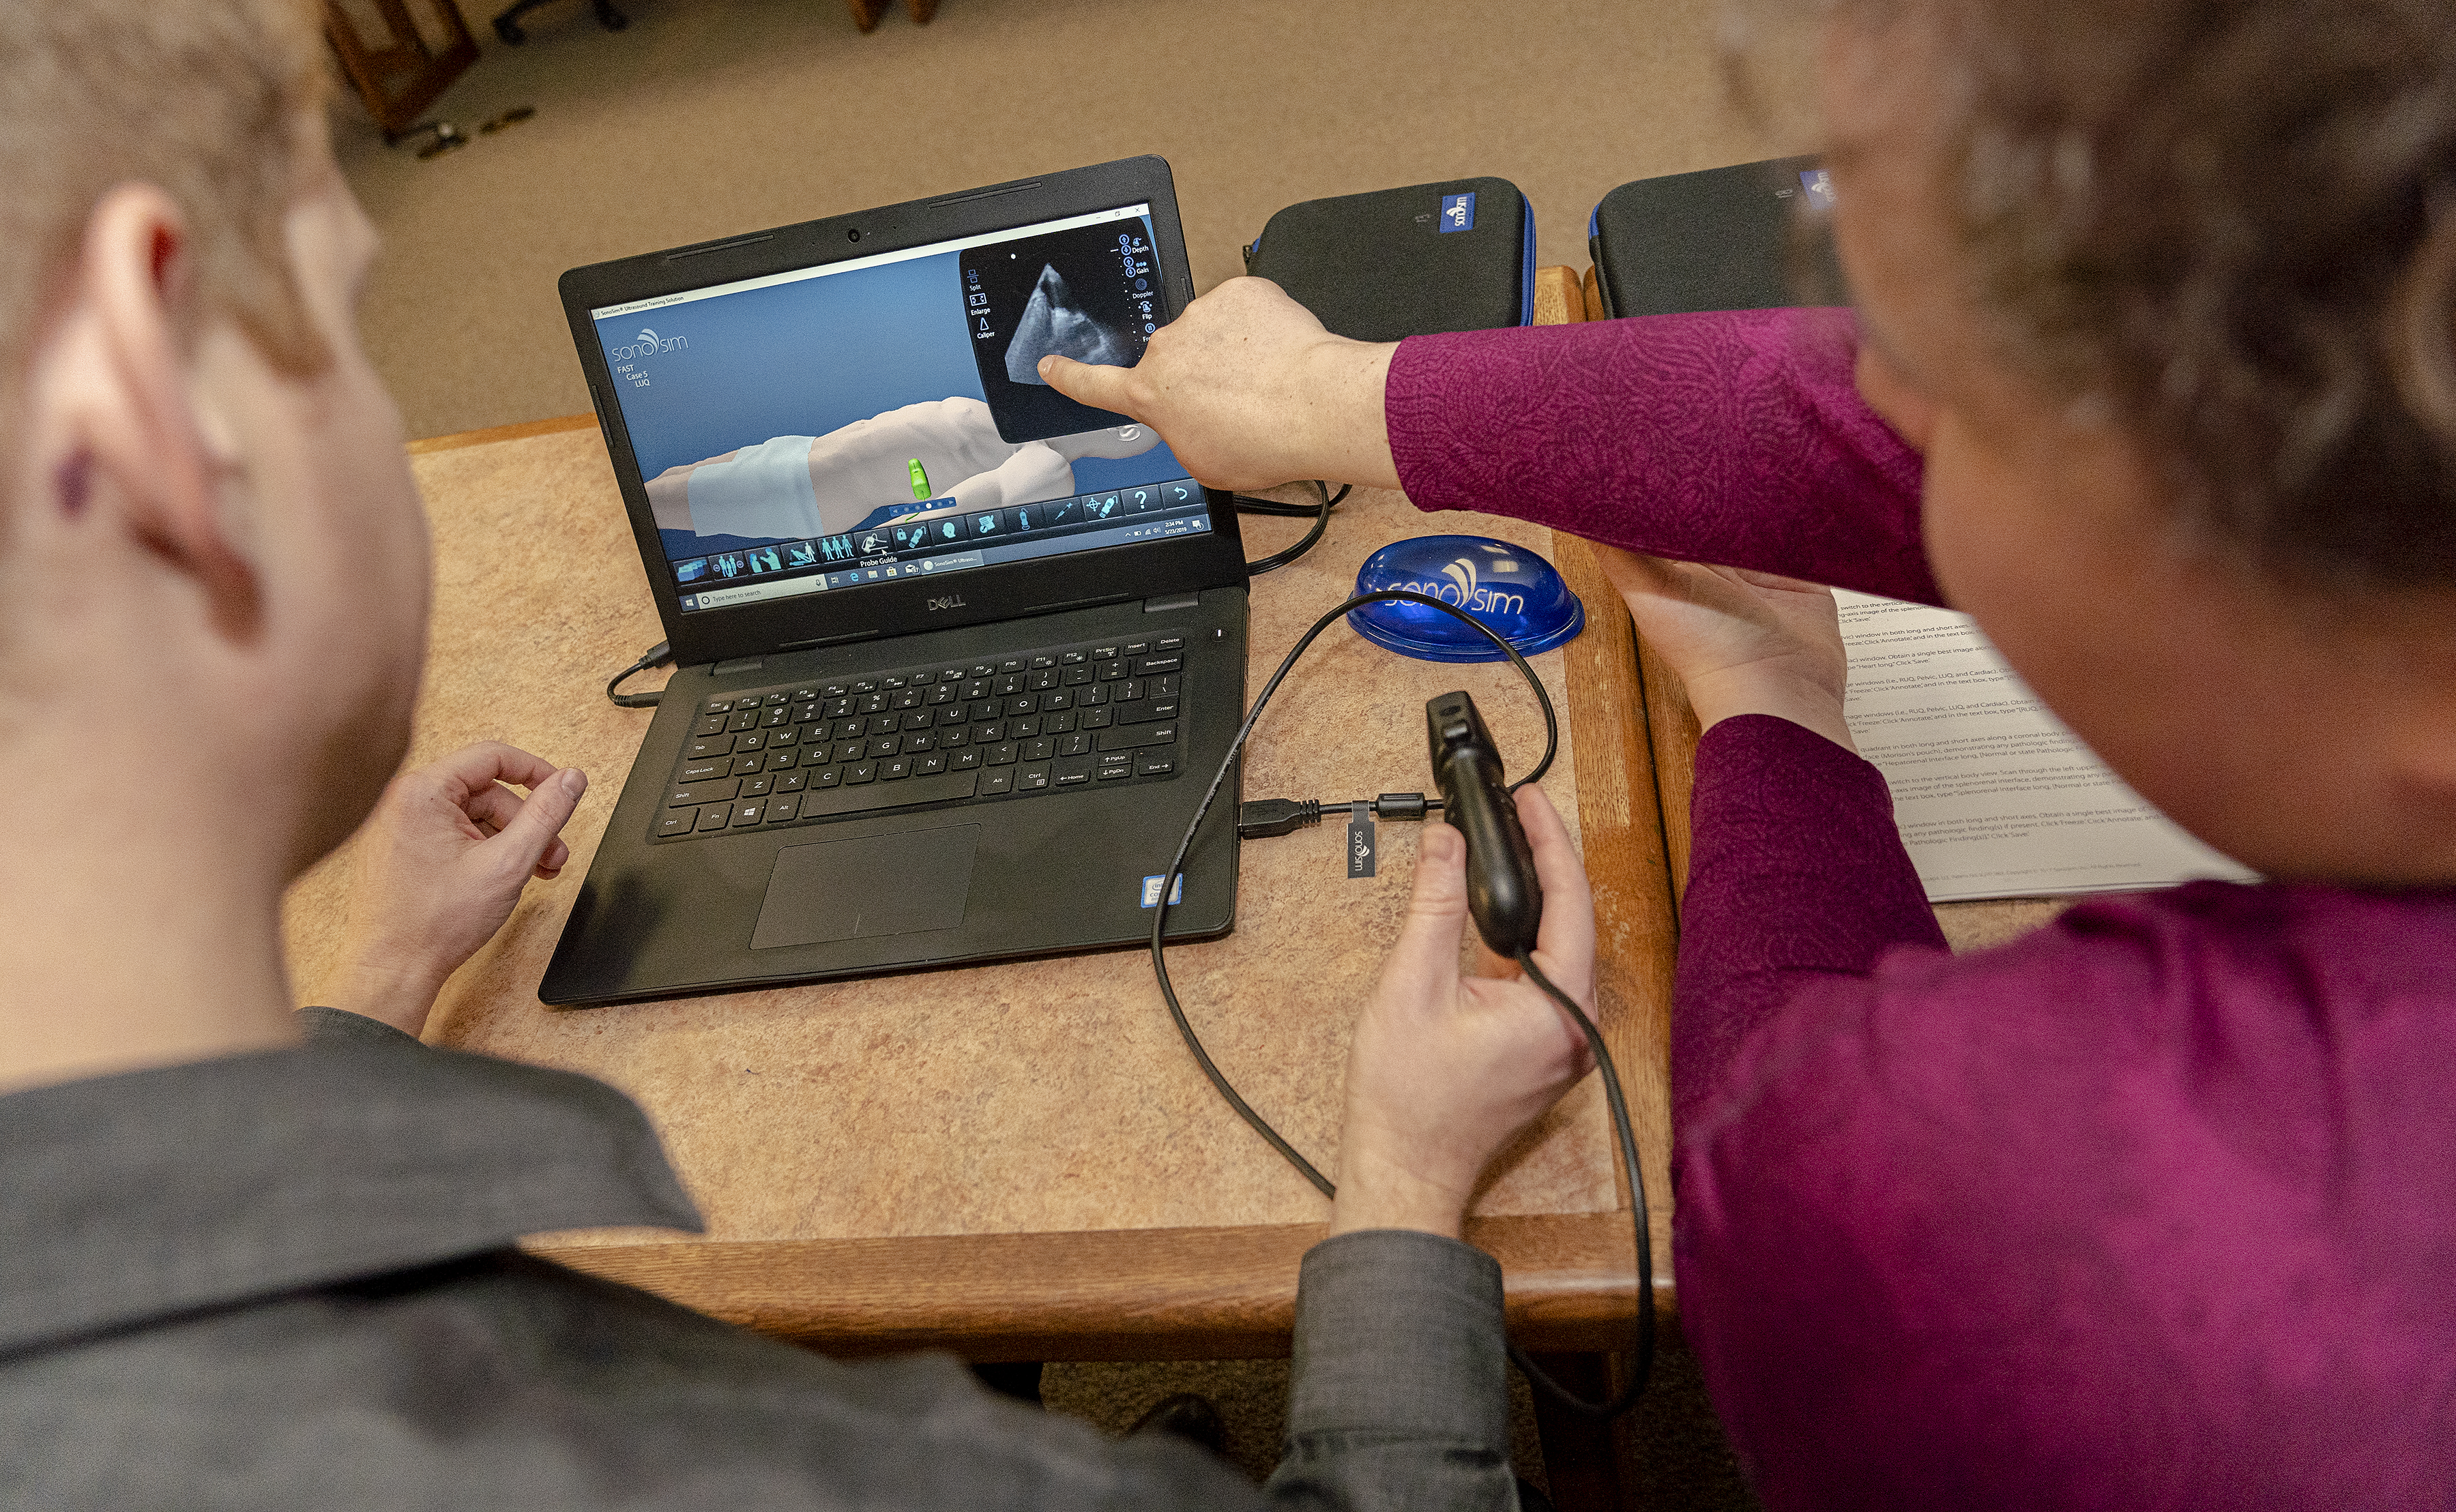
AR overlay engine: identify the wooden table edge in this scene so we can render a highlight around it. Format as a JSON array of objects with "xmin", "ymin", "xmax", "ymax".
[
  {"xmin": 533, "ymin": 1211, "xmax": 1662, "ymax": 1362},
  {"xmin": 407, "ymin": 411, "xmax": 600, "ymax": 454}
]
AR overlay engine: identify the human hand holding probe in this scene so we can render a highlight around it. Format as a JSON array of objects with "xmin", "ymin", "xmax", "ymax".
[{"xmin": 1331, "ymin": 707, "xmax": 1592, "ymax": 1241}]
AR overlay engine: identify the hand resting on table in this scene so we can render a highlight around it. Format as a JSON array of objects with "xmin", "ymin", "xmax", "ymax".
[{"xmin": 317, "ymin": 743, "xmax": 589, "ymax": 1037}]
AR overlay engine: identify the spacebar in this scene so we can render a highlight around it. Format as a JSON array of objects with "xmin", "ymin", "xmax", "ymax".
[{"xmin": 798, "ymin": 768, "xmax": 979, "ymax": 819}]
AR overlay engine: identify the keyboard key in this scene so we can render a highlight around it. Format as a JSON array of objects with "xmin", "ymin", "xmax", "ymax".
[
  {"xmin": 1057, "ymin": 733, "xmax": 1091, "ymax": 757},
  {"xmin": 778, "ymin": 770, "xmax": 808, "ymax": 792},
  {"xmin": 1096, "ymin": 762, "xmax": 1135, "ymax": 780},
  {"xmin": 763, "ymin": 707, "xmax": 789, "ymax": 727},
  {"xmin": 697, "ymin": 803, "xmax": 733, "ymax": 830},
  {"xmin": 765, "ymin": 692, "xmax": 789, "ymax": 705},
  {"xmin": 731, "ymin": 801, "xmax": 766, "ymax": 827},
  {"xmin": 1021, "ymin": 737, "xmax": 1055, "ymax": 762},
  {"xmin": 686, "ymin": 735, "xmax": 735, "ymax": 760},
  {"xmin": 1027, "ymin": 669, "xmax": 1058, "ymax": 691},
  {"xmin": 857, "ymin": 693, "xmax": 888, "ymax": 714},
  {"xmin": 823, "ymin": 697, "xmax": 853, "ymax": 717},
  {"xmin": 679, "ymin": 760, "xmax": 731, "ymax": 784},
  {"xmin": 1017, "ymin": 764, "xmax": 1052, "ymax": 791},
  {"xmin": 1006, "ymin": 694, "xmax": 1037, "ymax": 715},
  {"xmin": 727, "ymin": 710, "xmax": 759, "ymax": 732},
  {"xmin": 952, "ymin": 749, "xmax": 982, "ymax": 769},
  {"xmin": 800, "ymin": 766, "xmax": 979, "ymax": 817},
  {"xmin": 1098, "ymin": 724, "xmax": 1177, "ymax": 751},
  {"xmin": 867, "ymin": 715, "xmax": 901, "ymax": 736},
  {"xmin": 670, "ymin": 780, "xmax": 740, "ymax": 807},
  {"xmin": 835, "ymin": 741, "xmax": 868, "ymax": 763},
  {"xmin": 893, "ymin": 689, "xmax": 924, "ymax": 710},
  {"xmin": 997, "ymin": 658, "xmax": 1025, "ymax": 674},
  {"xmin": 1117, "ymin": 699, "xmax": 1179, "ymax": 725},
  {"xmin": 881, "ymin": 675, "xmax": 907, "ymax": 690},
  {"xmin": 766, "ymin": 795, "xmax": 801, "ymax": 822},
  {"xmin": 692, "ymin": 714, "xmax": 728, "ymax": 738},
  {"xmin": 939, "ymin": 707, "xmax": 969, "ymax": 726},
  {"xmin": 868, "ymin": 736, "xmax": 901, "ymax": 758},
  {"xmin": 802, "ymin": 745, "xmax": 833, "ymax": 767},
  {"xmin": 731, "ymin": 755, "xmax": 764, "ymax": 777},
  {"xmin": 1097, "ymin": 660, "xmax": 1126, "ymax": 680},
  {"xmin": 995, "ymin": 674, "xmax": 1024, "ymax": 696},
  {"xmin": 901, "ymin": 711, "xmax": 933, "ymax": 731},
  {"xmin": 1041, "ymin": 690, "xmax": 1072, "ymax": 710},
  {"xmin": 1152, "ymin": 675, "xmax": 1179, "ymax": 697},
  {"xmin": 768, "ymin": 726, "xmax": 798, "ymax": 747},
  {"xmin": 940, "ymin": 728, "xmax": 969, "ymax": 747},
  {"xmin": 989, "ymin": 743, "xmax": 1018, "ymax": 765},
  {"xmin": 792, "ymin": 701, "xmax": 820, "ymax": 722},
  {"xmin": 1135, "ymin": 655, "xmax": 1182, "ymax": 675},
  {"xmin": 744, "ymin": 774, "xmax": 774, "ymax": 797},
  {"xmin": 982, "ymin": 769, "xmax": 1014, "ymax": 795},
  {"xmin": 918, "ymin": 753, "xmax": 948, "ymax": 775},
  {"xmin": 702, "ymin": 698, "xmax": 735, "ymax": 714},
  {"xmin": 656, "ymin": 812, "xmax": 695, "ymax": 838},
  {"xmin": 845, "ymin": 761, "xmax": 877, "ymax": 784},
  {"xmin": 974, "ymin": 722, "xmax": 1004, "ymax": 743},
  {"xmin": 1157, "ymin": 636, "xmax": 1184, "ymax": 651},
  {"xmin": 1115, "ymin": 682, "xmax": 1141, "ymax": 702},
  {"xmin": 853, "ymin": 679, "xmax": 878, "ymax": 693},
  {"xmin": 1062, "ymin": 650, "xmax": 1087, "ymax": 665},
  {"xmin": 1053, "ymin": 758, "xmax": 1094, "ymax": 786},
  {"xmin": 823, "ymin": 684, "xmax": 849, "ymax": 698},
  {"xmin": 1134, "ymin": 752, "xmax": 1177, "ymax": 777},
  {"xmin": 880, "ymin": 758, "xmax": 912, "ymax": 781},
  {"xmin": 905, "ymin": 732, "xmax": 936, "ymax": 752},
  {"xmin": 736, "ymin": 731, "xmax": 767, "ymax": 752},
  {"xmin": 1124, "ymin": 641, "xmax": 1149, "ymax": 656},
  {"xmin": 1008, "ymin": 716, "xmax": 1041, "ymax": 738},
  {"xmin": 1044, "ymin": 711, "xmax": 1077, "ymax": 734},
  {"xmin": 766, "ymin": 750, "xmax": 798, "ymax": 773},
  {"xmin": 1082, "ymin": 709, "xmax": 1114, "ymax": 730},
  {"xmin": 1081, "ymin": 685, "xmax": 1109, "ymax": 706},
  {"xmin": 812, "ymin": 765, "xmax": 844, "ymax": 788}
]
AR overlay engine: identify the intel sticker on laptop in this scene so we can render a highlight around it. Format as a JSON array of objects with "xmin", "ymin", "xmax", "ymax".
[
  {"xmin": 1439, "ymin": 192, "xmax": 1476, "ymax": 233},
  {"xmin": 1140, "ymin": 874, "xmax": 1185, "ymax": 908}
]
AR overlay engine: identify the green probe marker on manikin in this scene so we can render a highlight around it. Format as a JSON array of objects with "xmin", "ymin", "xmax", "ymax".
[{"xmin": 908, "ymin": 458, "xmax": 931, "ymax": 500}]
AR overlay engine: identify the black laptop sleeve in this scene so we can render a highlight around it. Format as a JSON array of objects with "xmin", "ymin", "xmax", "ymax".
[
  {"xmin": 1242, "ymin": 177, "xmax": 1534, "ymax": 342},
  {"xmin": 1587, "ymin": 155, "xmax": 1847, "ymax": 318}
]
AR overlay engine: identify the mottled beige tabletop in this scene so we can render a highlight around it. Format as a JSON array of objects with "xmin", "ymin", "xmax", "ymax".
[{"xmin": 282, "ymin": 423, "xmax": 1615, "ymax": 1249}]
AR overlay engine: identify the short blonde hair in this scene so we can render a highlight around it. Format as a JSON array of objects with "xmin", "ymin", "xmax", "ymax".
[{"xmin": 1, "ymin": 0, "xmax": 331, "ymax": 393}]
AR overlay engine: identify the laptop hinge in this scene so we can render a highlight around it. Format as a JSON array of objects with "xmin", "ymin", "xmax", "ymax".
[
  {"xmin": 778, "ymin": 629, "xmax": 879, "ymax": 652},
  {"xmin": 713, "ymin": 656, "xmax": 765, "ymax": 677},
  {"xmin": 1143, "ymin": 592, "xmax": 1201, "ymax": 613}
]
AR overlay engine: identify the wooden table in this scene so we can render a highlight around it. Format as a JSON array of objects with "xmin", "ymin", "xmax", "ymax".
[{"xmin": 280, "ymin": 288, "xmax": 1678, "ymax": 1393}]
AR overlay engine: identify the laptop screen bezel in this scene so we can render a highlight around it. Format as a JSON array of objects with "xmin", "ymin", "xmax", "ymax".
[{"xmin": 557, "ymin": 155, "xmax": 1246, "ymax": 669}]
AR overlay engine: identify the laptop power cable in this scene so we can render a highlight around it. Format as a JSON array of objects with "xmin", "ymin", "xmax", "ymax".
[
  {"xmin": 605, "ymin": 640, "xmax": 674, "ymax": 709},
  {"xmin": 1150, "ymin": 590, "xmax": 1653, "ymax": 1420},
  {"xmin": 1236, "ymin": 480, "xmax": 1350, "ymax": 574}
]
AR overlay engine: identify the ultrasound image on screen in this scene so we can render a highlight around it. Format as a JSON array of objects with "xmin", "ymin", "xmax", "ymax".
[{"xmin": 962, "ymin": 218, "xmax": 1158, "ymax": 442}]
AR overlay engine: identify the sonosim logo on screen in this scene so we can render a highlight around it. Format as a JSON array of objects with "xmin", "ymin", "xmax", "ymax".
[{"xmin": 609, "ymin": 327, "xmax": 688, "ymax": 361}]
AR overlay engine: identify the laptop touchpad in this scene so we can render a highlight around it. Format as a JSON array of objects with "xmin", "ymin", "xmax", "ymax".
[{"xmin": 750, "ymin": 825, "xmax": 980, "ymax": 951}]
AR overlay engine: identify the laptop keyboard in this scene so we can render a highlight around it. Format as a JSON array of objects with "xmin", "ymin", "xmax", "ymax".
[{"xmin": 653, "ymin": 633, "xmax": 1191, "ymax": 842}]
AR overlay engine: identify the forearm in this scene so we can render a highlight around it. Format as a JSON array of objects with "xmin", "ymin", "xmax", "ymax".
[
  {"xmin": 1267, "ymin": 1230, "xmax": 1519, "ymax": 1512},
  {"xmin": 1386, "ymin": 309, "xmax": 1942, "ymax": 605},
  {"xmin": 1672, "ymin": 715, "xmax": 1944, "ymax": 1129}
]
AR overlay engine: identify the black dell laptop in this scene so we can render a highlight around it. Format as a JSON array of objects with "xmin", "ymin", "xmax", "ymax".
[{"xmin": 541, "ymin": 156, "xmax": 1245, "ymax": 1007}]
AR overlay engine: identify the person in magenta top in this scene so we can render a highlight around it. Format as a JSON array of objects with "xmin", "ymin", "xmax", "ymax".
[{"xmin": 1043, "ymin": 0, "xmax": 2456, "ymax": 1504}]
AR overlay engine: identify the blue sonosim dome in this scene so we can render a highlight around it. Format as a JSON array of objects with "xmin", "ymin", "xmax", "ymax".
[{"xmin": 1348, "ymin": 534, "xmax": 1585, "ymax": 662}]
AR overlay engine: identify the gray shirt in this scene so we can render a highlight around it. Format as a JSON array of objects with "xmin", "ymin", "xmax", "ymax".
[{"xmin": 0, "ymin": 1007, "xmax": 1519, "ymax": 1511}]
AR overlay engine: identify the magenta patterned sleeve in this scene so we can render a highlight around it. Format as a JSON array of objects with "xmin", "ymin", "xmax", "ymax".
[{"xmin": 1383, "ymin": 308, "xmax": 1942, "ymax": 606}]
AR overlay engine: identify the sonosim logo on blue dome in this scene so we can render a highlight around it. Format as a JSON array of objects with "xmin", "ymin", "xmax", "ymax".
[{"xmin": 1390, "ymin": 554, "xmax": 1524, "ymax": 617}]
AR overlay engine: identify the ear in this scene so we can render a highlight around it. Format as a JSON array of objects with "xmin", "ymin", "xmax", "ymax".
[{"xmin": 60, "ymin": 184, "xmax": 263, "ymax": 636}]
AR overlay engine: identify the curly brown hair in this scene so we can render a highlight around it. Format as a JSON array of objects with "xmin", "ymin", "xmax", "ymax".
[{"xmin": 1841, "ymin": 0, "xmax": 2456, "ymax": 592}]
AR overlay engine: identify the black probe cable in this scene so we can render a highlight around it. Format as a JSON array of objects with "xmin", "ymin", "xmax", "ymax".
[
  {"xmin": 1239, "ymin": 481, "xmax": 1350, "ymax": 575},
  {"xmin": 1145, "ymin": 590, "xmax": 1651, "ymax": 1418}
]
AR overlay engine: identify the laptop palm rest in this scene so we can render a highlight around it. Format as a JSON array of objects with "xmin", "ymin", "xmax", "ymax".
[{"xmin": 750, "ymin": 825, "xmax": 980, "ymax": 950}]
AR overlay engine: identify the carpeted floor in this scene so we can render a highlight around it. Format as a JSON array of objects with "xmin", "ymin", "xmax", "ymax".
[
  {"xmin": 336, "ymin": 0, "xmax": 1792, "ymax": 441},
  {"xmin": 336, "ymin": 2, "xmax": 1783, "ymax": 1504}
]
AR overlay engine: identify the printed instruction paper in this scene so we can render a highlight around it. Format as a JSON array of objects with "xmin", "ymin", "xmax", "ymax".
[{"xmin": 1836, "ymin": 591, "xmax": 2257, "ymax": 902}]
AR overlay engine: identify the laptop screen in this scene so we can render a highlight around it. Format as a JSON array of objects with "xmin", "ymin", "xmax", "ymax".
[{"xmin": 588, "ymin": 203, "xmax": 1207, "ymax": 615}]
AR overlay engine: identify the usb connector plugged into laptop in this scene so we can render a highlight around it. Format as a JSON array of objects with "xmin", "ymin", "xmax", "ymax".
[
  {"xmin": 605, "ymin": 640, "xmax": 674, "ymax": 709},
  {"xmin": 1235, "ymin": 792, "xmax": 1437, "ymax": 839}
]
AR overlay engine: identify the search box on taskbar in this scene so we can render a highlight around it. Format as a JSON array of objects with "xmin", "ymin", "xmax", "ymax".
[{"xmin": 683, "ymin": 573, "xmax": 829, "ymax": 612}]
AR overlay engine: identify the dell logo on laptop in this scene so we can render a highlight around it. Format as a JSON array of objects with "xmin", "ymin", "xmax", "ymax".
[{"xmin": 926, "ymin": 594, "xmax": 967, "ymax": 611}]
